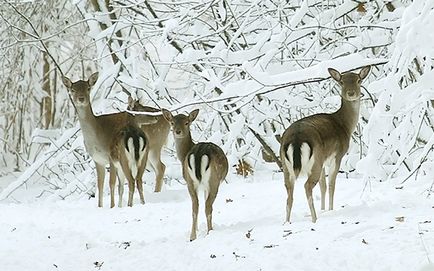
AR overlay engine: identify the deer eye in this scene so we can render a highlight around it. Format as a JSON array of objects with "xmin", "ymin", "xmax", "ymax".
[{"xmin": 184, "ymin": 122, "xmax": 189, "ymax": 126}]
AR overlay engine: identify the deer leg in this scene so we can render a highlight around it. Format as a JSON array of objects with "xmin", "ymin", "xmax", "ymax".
[
  {"xmin": 305, "ymin": 167, "xmax": 322, "ymax": 223},
  {"xmin": 127, "ymin": 176, "xmax": 135, "ymax": 207},
  {"xmin": 150, "ymin": 149, "xmax": 165, "ymax": 193},
  {"xmin": 284, "ymin": 169, "xmax": 295, "ymax": 223},
  {"xmin": 136, "ymin": 152, "xmax": 148, "ymax": 205},
  {"xmin": 135, "ymin": 179, "xmax": 145, "ymax": 205},
  {"xmin": 328, "ymin": 159, "xmax": 342, "ymax": 211},
  {"xmin": 117, "ymin": 172, "xmax": 124, "ymax": 207},
  {"xmin": 109, "ymin": 163, "xmax": 117, "ymax": 208},
  {"xmin": 95, "ymin": 163, "xmax": 105, "ymax": 208},
  {"xmin": 187, "ymin": 184, "xmax": 199, "ymax": 241},
  {"xmin": 319, "ymin": 168, "xmax": 327, "ymax": 211},
  {"xmin": 205, "ymin": 187, "xmax": 219, "ymax": 233},
  {"xmin": 119, "ymin": 160, "xmax": 136, "ymax": 207},
  {"xmin": 136, "ymin": 157, "xmax": 146, "ymax": 204}
]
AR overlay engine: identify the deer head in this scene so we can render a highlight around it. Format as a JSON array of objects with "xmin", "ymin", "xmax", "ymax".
[
  {"xmin": 328, "ymin": 66, "xmax": 371, "ymax": 101},
  {"xmin": 162, "ymin": 109, "xmax": 199, "ymax": 139},
  {"xmin": 62, "ymin": 72, "xmax": 99, "ymax": 107}
]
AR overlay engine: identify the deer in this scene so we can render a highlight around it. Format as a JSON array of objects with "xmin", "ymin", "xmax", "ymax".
[
  {"xmin": 127, "ymin": 97, "xmax": 170, "ymax": 192},
  {"xmin": 62, "ymin": 72, "xmax": 158, "ymax": 208},
  {"xmin": 161, "ymin": 109, "xmax": 228, "ymax": 241},
  {"xmin": 279, "ymin": 66, "xmax": 371, "ymax": 223}
]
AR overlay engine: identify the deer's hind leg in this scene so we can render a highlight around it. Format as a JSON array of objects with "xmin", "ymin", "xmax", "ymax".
[
  {"xmin": 284, "ymin": 168, "xmax": 295, "ymax": 223},
  {"xmin": 135, "ymin": 150, "xmax": 148, "ymax": 205},
  {"xmin": 304, "ymin": 164, "xmax": 323, "ymax": 223},
  {"xmin": 205, "ymin": 184, "xmax": 219, "ymax": 233},
  {"xmin": 117, "ymin": 159, "xmax": 136, "ymax": 207},
  {"xmin": 117, "ymin": 172, "xmax": 124, "ymax": 207},
  {"xmin": 319, "ymin": 168, "xmax": 327, "ymax": 210},
  {"xmin": 185, "ymin": 175, "xmax": 199, "ymax": 241},
  {"xmin": 189, "ymin": 189, "xmax": 199, "ymax": 241}
]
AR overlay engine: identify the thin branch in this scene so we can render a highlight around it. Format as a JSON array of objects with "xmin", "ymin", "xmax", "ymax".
[
  {"xmin": 4, "ymin": 1, "xmax": 64, "ymax": 76},
  {"xmin": 248, "ymin": 127, "xmax": 282, "ymax": 170}
]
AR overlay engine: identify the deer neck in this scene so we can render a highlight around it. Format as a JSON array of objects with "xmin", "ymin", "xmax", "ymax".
[
  {"xmin": 334, "ymin": 97, "xmax": 360, "ymax": 134},
  {"xmin": 75, "ymin": 104, "xmax": 98, "ymax": 130},
  {"xmin": 173, "ymin": 133, "xmax": 195, "ymax": 163},
  {"xmin": 74, "ymin": 103, "xmax": 110, "ymax": 152}
]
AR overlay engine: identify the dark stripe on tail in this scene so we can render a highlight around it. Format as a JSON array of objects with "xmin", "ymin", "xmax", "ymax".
[
  {"xmin": 292, "ymin": 142, "xmax": 302, "ymax": 173},
  {"xmin": 187, "ymin": 143, "xmax": 213, "ymax": 180},
  {"xmin": 284, "ymin": 141, "xmax": 312, "ymax": 173},
  {"xmin": 123, "ymin": 125, "xmax": 147, "ymax": 160}
]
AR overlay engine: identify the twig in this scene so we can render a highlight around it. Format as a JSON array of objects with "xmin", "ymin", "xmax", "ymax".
[
  {"xmin": 248, "ymin": 127, "xmax": 282, "ymax": 170},
  {"xmin": 418, "ymin": 223, "xmax": 432, "ymax": 264},
  {"xmin": 4, "ymin": 1, "xmax": 64, "ymax": 76}
]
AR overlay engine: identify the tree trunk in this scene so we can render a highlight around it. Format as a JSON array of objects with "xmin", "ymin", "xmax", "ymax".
[
  {"xmin": 41, "ymin": 51, "xmax": 52, "ymax": 129},
  {"xmin": 90, "ymin": 0, "xmax": 122, "ymax": 65}
]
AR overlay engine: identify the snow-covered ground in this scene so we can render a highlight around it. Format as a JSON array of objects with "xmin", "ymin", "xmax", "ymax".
[{"xmin": 1, "ymin": 170, "xmax": 433, "ymax": 271}]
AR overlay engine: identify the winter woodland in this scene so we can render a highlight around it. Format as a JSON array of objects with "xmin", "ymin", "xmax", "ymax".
[{"xmin": 0, "ymin": 0, "xmax": 433, "ymax": 270}]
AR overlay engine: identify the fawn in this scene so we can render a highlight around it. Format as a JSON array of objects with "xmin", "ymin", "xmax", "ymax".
[{"xmin": 162, "ymin": 109, "xmax": 228, "ymax": 241}]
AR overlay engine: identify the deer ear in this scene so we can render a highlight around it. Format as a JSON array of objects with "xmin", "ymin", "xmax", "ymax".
[
  {"xmin": 359, "ymin": 66, "xmax": 371, "ymax": 80},
  {"xmin": 88, "ymin": 72, "xmax": 99, "ymax": 86},
  {"xmin": 161, "ymin": 109, "xmax": 173, "ymax": 122},
  {"xmin": 128, "ymin": 96, "xmax": 135, "ymax": 109},
  {"xmin": 62, "ymin": 76, "xmax": 73, "ymax": 89},
  {"xmin": 328, "ymin": 68, "xmax": 341, "ymax": 82},
  {"xmin": 189, "ymin": 109, "xmax": 199, "ymax": 122}
]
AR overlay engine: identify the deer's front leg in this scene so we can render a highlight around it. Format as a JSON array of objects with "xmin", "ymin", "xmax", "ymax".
[
  {"xmin": 109, "ymin": 163, "xmax": 117, "ymax": 208},
  {"xmin": 328, "ymin": 158, "xmax": 342, "ymax": 211},
  {"xmin": 95, "ymin": 163, "xmax": 106, "ymax": 208}
]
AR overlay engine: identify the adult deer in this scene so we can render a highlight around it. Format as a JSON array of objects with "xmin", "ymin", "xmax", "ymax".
[
  {"xmin": 62, "ymin": 72, "xmax": 157, "ymax": 207},
  {"xmin": 280, "ymin": 66, "xmax": 371, "ymax": 223},
  {"xmin": 128, "ymin": 97, "xmax": 170, "ymax": 192},
  {"xmin": 162, "ymin": 109, "xmax": 228, "ymax": 241}
]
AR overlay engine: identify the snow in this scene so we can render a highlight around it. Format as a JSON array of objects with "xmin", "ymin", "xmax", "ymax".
[
  {"xmin": 2, "ymin": 1, "xmax": 434, "ymax": 270},
  {"xmin": 1, "ymin": 170, "xmax": 433, "ymax": 271},
  {"xmin": 0, "ymin": 126, "xmax": 81, "ymax": 202},
  {"xmin": 243, "ymin": 53, "xmax": 387, "ymax": 87}
]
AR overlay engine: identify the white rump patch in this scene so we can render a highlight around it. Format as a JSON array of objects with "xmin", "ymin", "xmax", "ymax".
[
  {"xmin": 187, "ymin": 154, "xmax": 211, "ymax": 200},
  {"xmin": 126, "ymin": 137, "xmax": 138, "ymax": 177},
  {"xmin": 285, "ymin": 145, "xmax": 294, "ymax": 166},
  {"xmin": 200, "ymin": 155, "xmax": 211, "ymax": 200},
  {"xmin": 300, "ymin": 143, "xmax": 314, "ymax": 175},
  {"xmin": 138, "ymin": 136, "xmax": 146, "ymax": 164},
  {"xmin": 139, "ymin": 137, "xmax": 145, "ymax": 153},
  {"xmin": 284, "ymin": 142, "xmax": 315, "ymax": 178},
  {"xmin": 188, "ymin": 154, "xmax": 199, "ymax": 189}
]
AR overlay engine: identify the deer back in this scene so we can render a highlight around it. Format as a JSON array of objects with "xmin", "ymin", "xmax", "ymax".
[{"xmin": 128, "ymin": 99, "xmax": 170, "ymax": 149}]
